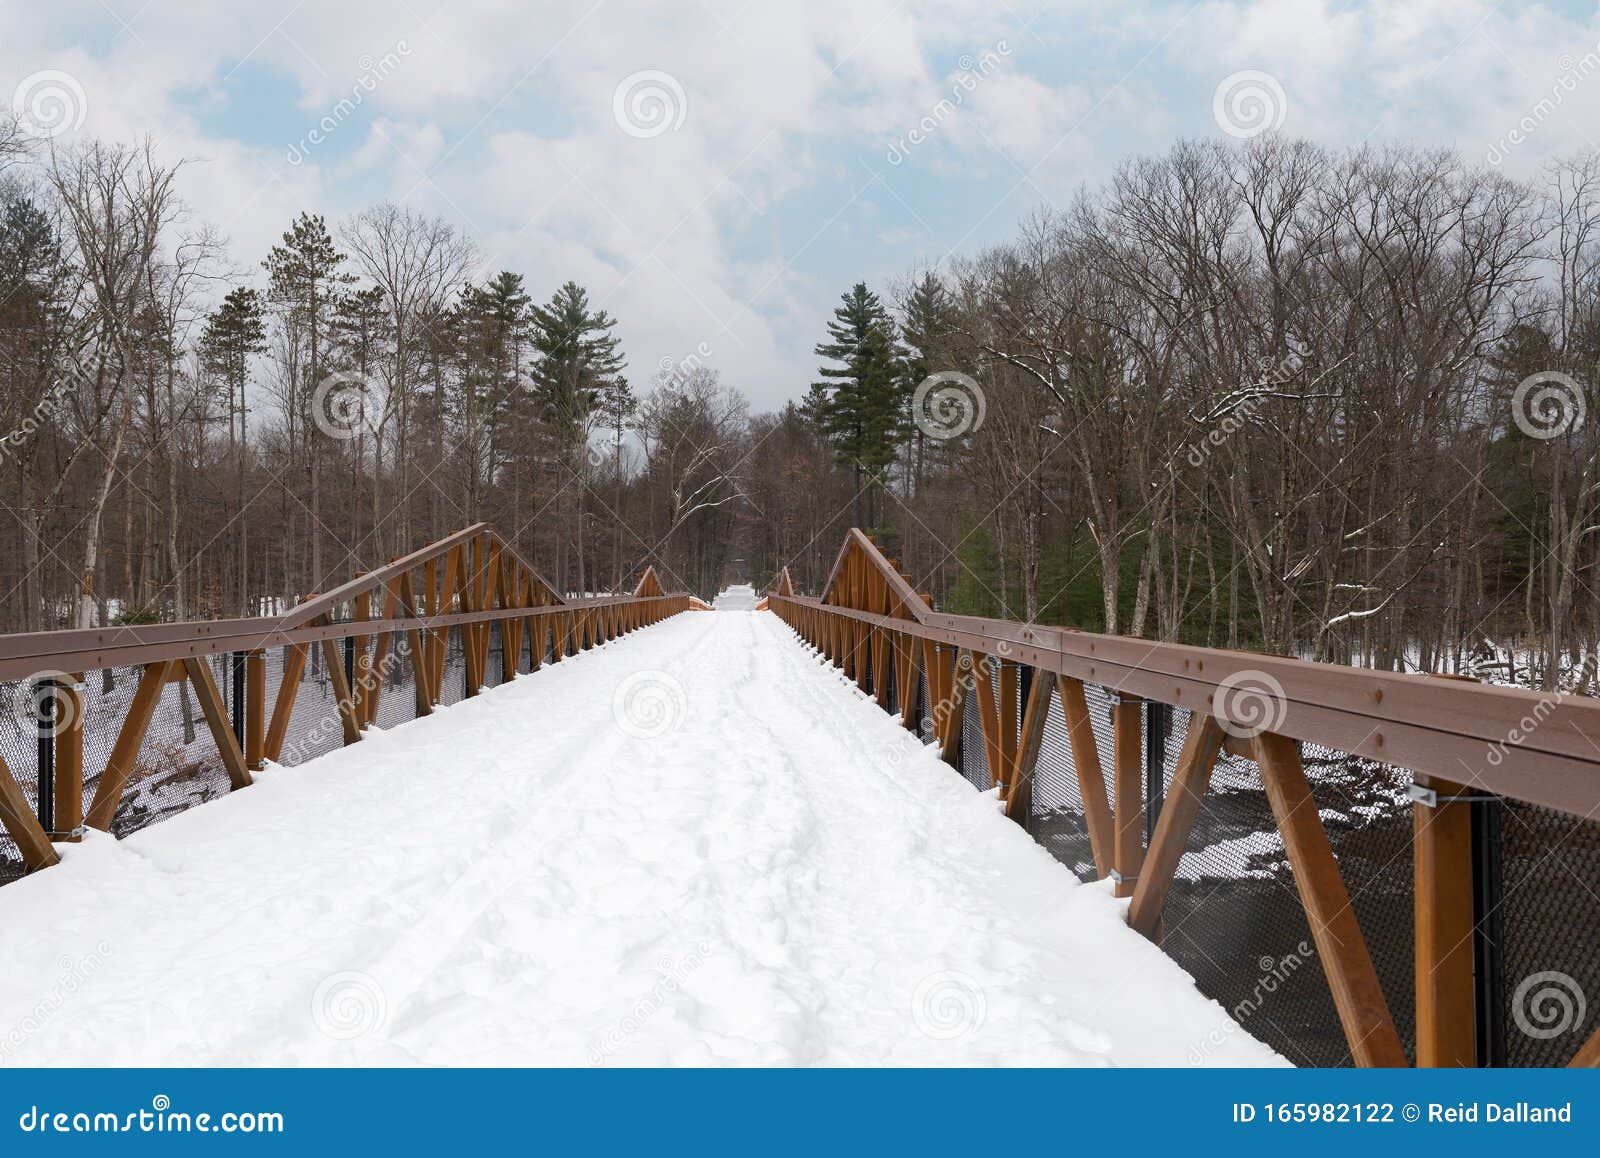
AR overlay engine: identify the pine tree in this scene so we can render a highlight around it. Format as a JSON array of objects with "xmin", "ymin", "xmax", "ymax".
[
  {"xmin": 528, "ymin": 280, "xmax": 626, "ymax": 594},
  {"xmin": 263, "ymin": 212, "xmax": 355, "ymax": 585},
  {"xmin": 528, "ymin": 280, "xmax": 625, "ymax": 449},
  {"xmin": 200, "ymin": 287, "xmax": 267, "ymax": 614},
  {"xmin": 454, "ymin": 272, "xmax": 532, "ymax": 518},
  {"xmin": 811, "ymin": 282, "xmax": 906, "ymax": 527},
  {"xmin": 200, "ymin": 287, "xmax": 267, "ymax": 442}
]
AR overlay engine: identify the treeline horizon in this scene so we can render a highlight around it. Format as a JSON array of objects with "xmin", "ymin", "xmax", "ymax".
[{"xmin": 5, "ymin": 113, "xmax": 1600, "ymax": 691}]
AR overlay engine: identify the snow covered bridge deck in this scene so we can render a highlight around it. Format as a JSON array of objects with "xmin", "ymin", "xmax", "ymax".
[{"xmin": 0, "ymin": 606, "xmax": 1275, "ymax": 1066}]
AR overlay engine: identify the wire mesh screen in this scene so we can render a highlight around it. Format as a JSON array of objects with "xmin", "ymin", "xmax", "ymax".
[
  {"xmin": 1305, "ymin": 743, "xmax": 1416, "ymax": 1064},
  {"xmin": 1150, "ymin": 712, "xmax": 1416, "ymax": 1067},
  {"xmin": 371, "ymin": 632, "xmax": 420, "ymax": 732},
  {"xmin": 1029, "ymin": 687, "xmax": 1098, "ymax": 883},
  {"xmin": 437, "ymin": 629, "xmax": 468, "ymax": 707},
  {"xmin": 957, "ymin": 666, "xmax": 989, "ymax": 791},
  {"xmin": 483, "ymin": 625, "xmax": 505, "ymax": 690},
  {"xmin": 915, "ymin": 649, "xmax": 934, "ymax": 744},
  {"xmin": 83, "ymin": 661, "xmax": 236, "ymax": 840},
  {"xmin": 276, "ymin": 646, "xmax": 347, "ymax": 768},
  {"xmin": 1499, "ymin": 801, "xmax": 1600, "ymax": 1066}
]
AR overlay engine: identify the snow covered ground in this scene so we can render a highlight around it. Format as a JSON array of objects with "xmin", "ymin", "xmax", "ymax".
[
  {"xmin": 0, "ymin": 606, "xmax": 1281, "ymax": 1067},
  {"xmin": 712, "ymin": 583, "xmax": 758, "ymax": 611}
]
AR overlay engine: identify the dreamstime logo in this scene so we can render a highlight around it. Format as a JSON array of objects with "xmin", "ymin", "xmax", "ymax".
[
  {"xmin": 1212, "ymin": 70, "xmax": 1287, "ymax": 139},
  {"xmin": 589, "ymin": 941, "xmax": 712, "ymax": 1064},
  {"xmin": 612, "ymin": 71, "xmax": 687, "ymax": 139},
  {"xmin": 1487, "ymin": 42, "xmax": 1600, "ymax": 165},
  {"xmin": 886, "ymin": 41, "xmax": 1011, "ymax": 164},
  {"xmin": 911, "ymin": 970, "xmax": 986, "ymax": 1040},
  {"xmin": 913, "ymin": 371, "xmax": 985, "ymax": 440},
  {"xmin": 611, "ymin": 669, "xmax": 687, "ymax": 738},
  {"xmin": 12, "ymin": 70, "xmax": 87, "ymax": 139},
  {"xmin": 8, "ymin": 670, "xmax": 80, "ymax": 741},
  {"xmin": 278, "ymin": 642, "xmax": 408, "ymax": 766},
  {"xmin": 918, "ymin": 651, "xmax": 979, "ymax": 744},
  {"xmin": 1512, "ymin": 971, "xmax": 1586, "ymax": 1040},
  {"xmin": 1213, "ymin": 668, "xmax": 1287, "ymax": 738},
  {"xmin": 1484, "ymin": 691, "xmax": 1558, "ymax": 767},
  {"xmin": 310, "ymin": 971, "xmax": 387, "ymax": 1040},
  {"xmin": 657, "ymin": 340, "xmax": 713, "ymax": 390},
  {"xmin": 1184, "ymin": 350, "xmax": 1300, "ymax": 468},
  {"xmin": 0, "ymin": 941, "xmax": 113, "ymax": 1059},
  {"xmin": 2, "ymin": 393, "xmax": 68, "ymax": 463},
  {"xmin": 287, "ymin": 43, "xmax": 412, "ymax": 165},
  {"xmin": 1188, "ymin": 941, "xmax": 1314, "ymax": 1064},
  {"xmin": 312, "ymin": 371, "xmax": 387, "ymax": 440},
  {"xmin": 1512, "ymin": 371, "xmax": 1586, "ymax": 440}
]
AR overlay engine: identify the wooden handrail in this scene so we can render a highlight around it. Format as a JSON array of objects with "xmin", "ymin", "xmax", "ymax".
[
  {"xmin": 771, "ymin": 529, "xmax": 1600, "ymax": 823},
  {"xmin": 0, "ymin": 524, "xmax": 693, "ymax": 870}
]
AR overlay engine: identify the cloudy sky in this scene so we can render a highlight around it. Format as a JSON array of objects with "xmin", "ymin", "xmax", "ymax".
[{"xmin": 6, "ymin": 0, "xmax": 1600, "ymax": 409}]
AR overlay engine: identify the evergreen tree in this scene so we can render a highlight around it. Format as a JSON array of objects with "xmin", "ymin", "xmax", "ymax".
[
  {"xmin": 330, "ymin": 286, "xmax": 390, "ymax": 380},
  {"xmin": 454, "ymin": 272, "xmax": 532, "ymax": 517},
  {"xmin": 263, "ymin": 212, "xmax": 356, "ymax": 583},
  {"xmin": 528, "ymin": 280, "xmax": 625, "ymax": 595},
  {"xmin": 199, "ymin": 286, "xmax": 267, "ymax": 614},
  {"xmin": 263, "ymin": 212, "xmax": 356, "ymax": 396},
  {"xmin": 528, "ymin": 280, "xmax": 625, "ymax": 450},
  {"xmin": 200, "ymin": 287, "xmax": 267, "ymax": 441},
  {"xmin": 597, "ymin": 374, "xmax": 638, "ymax": 461},
  {"xmin": 810, "ymin": 282, "xmax": 905, "ymax": 527}
]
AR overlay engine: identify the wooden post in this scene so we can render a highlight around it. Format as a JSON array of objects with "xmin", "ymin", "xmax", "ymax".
[
  {"xmin": 397, "ymin": 570, "xmax": 433, "ymax": 717},
  {"xmin": 1002, "ymin": 670, "xmax": 1054, "ymax": 823},
  {"xmin": 872, "ymin": 626, "xmax": 890, "ymax": 707},
  {"xmin": 182, "ymin": 657, "xmax": 252, "ymax": 790},
  {"xmin": 1057, "ymin": 677, "xmax": 1113, "ymax": 878},
  {"xmin": 365, "ymin": 578, "xmax": 402, "ymax": 726},
  {"xmin": 0, "ymin": 753, "xmax": 59, "ymax": 869},
  {"xmin": 460, "ymin": 547, "xmax": 483, "ymax": 695},
  {"xmin": 999, "ymin": 660, "xmax": 1019, "ymax": 773},
  {"xmin": 1111, "ymin": 693, "xmax": 1144, "ymax": 899},
  {"xmin": 86, "ymin": 660, "xmax": 174, "ymax": 831},
  {"xmin": 423, "ymin": 556, "xmax": 441, "ymax": 701},
  {"xmin": 318, "ymin": 631, "xmax": 363, "ymax": 747},
  {"xmin": 1128, "ymin": 712, "xmax": 1228, "ymax": 938},
  {"xmin": 1254, "ymin": 730, "xmax": 1408, "ymax": 1067},
  {"xmin": 939, "ymin": 649, "xmax": 969, "ymax": 766},
  {"xmin": 527, "ymin": 611, "xmax": 546, "ymax": 672},
  {"xmin": 897, "ymin": 633, "xmax": 919, "ymax": 729},
  {"xmin": 351, "ymin": 588, "xmax": 374, "ymax": 726},
  {"xmin": 245, "ymin": 651, "xmax": 266, "ymax": 769},
  {"xmin": 53, "ymin": 674, "xmax": 84, "ymax": 839},
  {"xmin": 1572, "ymin": 1023, "xmax": 1600, "ymax": 1067},
  {"xmin": 1414, "ymin": 774, "xmax": 1477, "ymax": 1067},
  {"xmin": 970, "ymin": 653, "xmax": 1006, "ymax": 787},
  {"xmin": 264, "ymin": 643, "xmax": 309, "ymax": 763}
]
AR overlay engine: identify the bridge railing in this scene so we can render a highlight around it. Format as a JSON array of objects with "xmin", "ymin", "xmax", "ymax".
[
  {"xmin": 0, "ymin": 524, "xmax": 689, "ymax": 884},
  {"xmin": 768, "ymin": 529, "xmax": 1600, "ymax": 1070}
]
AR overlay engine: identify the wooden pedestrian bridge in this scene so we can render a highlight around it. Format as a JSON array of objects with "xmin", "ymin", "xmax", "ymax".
[{"xmin": 1, "ymin": 524, "xmax": 1597, "ymax": 1068}]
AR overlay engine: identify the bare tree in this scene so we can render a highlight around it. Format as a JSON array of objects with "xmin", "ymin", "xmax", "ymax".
[
  {"xmin": 342, "ymin": 204, "xmax": 476, "ymax": 553},
  {"xmin": 47, "ymin": 138, "xmax": 185, "ymax": 628}
]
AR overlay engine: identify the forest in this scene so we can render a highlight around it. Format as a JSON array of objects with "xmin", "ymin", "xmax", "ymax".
[{"xmin": 4, "ymin": 111, "xmax": 1600, "ymax": 691}]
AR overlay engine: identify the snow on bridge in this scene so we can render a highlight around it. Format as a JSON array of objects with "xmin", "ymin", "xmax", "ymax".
[{"xmin": 0, "ymin": 604, "xmax": 1279, "ymax": 1066}]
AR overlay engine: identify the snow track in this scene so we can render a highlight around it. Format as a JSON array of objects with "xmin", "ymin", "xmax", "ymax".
[{"xmin": 0, "ymin": 610, "xmax": 1281, "ymax": 1066}]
